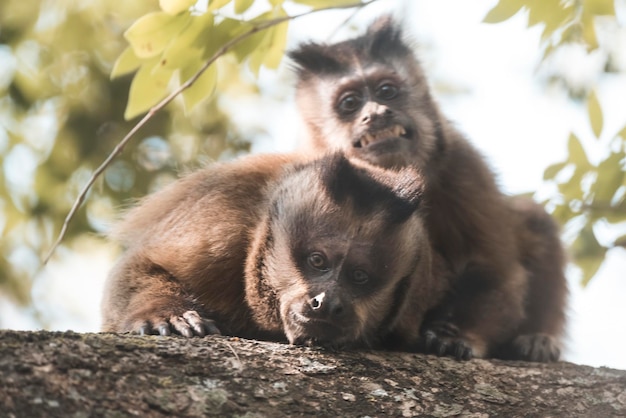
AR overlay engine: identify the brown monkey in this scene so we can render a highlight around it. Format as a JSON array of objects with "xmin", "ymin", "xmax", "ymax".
[
  {"xmin": 102, "ymin": 152, "xmax": 444, "ymax": 349},
  {"xmin": 288, "ymin": 16, "xmax": 567, "ymax": 361}
]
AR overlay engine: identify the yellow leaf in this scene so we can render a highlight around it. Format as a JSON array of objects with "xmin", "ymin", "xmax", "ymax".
[
  {"xmin": 543, "ymin": 162, "xmax": 567, "ymax": 181},
  {"xmin": 567, "ymin": 133, "xmax": 590, "ymax": 167},
  {"xmin": 577, "ymin": 255, "xmax": 604, "ymax": 287},
  {"xmin": 268, "ymin": 0, "xmax": 284, "ymax": 5},
  {"xmin": 539, "ymin": 4, "xmax": 575, "ymax": 42},
  {"xmin": 587, "ymin": 90, "xmax": 604, "ymax": 138},
  {"xmin": 124, "ymin": 58, "xmax": 174, "ymax": 120},
  {"xmin": 264, "ymin": 18, "xmax": 288, "ymax": 69},
  {"xmin": 580, "ymin": 11, "xmax": 599, "ymax": 50},
  {"xmin": 161, "ymin": 12, "xmax": 214, "ymax": 69},
  {"xmin": 247, "ymin": 45, "xmax": 266, "ymax": 76},
  {"xmin": 208, "ymin": 0, "xmax": 232, "ymax": 11},
  {"xmin": 124, "ymin": 12, "xmax": 190, "ymax": 58},
  {"xmin": 292, "ymin": 0, "xmax": 362, "ymax": 8},
  {"xmin": 482, "ymin": 0, "xmax": 525, "ymax": 24},
  {"xmin": 180, "ymin": 61, "xmax": 218, "ymax": 112},
  {"xmin": 110, "ymin": 46, "xmax": 142, "ymax": 79},
  {"xmin": 234, "ymin": 0, "xmax": 255, "ymax": 14},
  {"xmin": 159, "ymin": 0, "xmax": 196, "ymax": 15},
  {"xmin": 583, "ymin": 0, "xmax": 615, "ymax": 15},
  {"xmin": 591, "ymin": 151, "xmax": 625, "ymax": 203},
  {"xmin": 232, "ymin": 27, "xmax": 268, "ymax": 63}
]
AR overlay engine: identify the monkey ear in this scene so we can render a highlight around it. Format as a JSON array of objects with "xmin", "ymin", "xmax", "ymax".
[
  {"xmin": 288, "ymin": 43, "xmax": 343, "ymax": 77},
  {"xmin": 366, "ymin": 15, "xmax": 409, "ymax": 60}
]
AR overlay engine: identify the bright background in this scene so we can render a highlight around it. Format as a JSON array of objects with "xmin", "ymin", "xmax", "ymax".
[{"xmin": 1, "ymin": 0, "xmax": 625, "ymax": 370}]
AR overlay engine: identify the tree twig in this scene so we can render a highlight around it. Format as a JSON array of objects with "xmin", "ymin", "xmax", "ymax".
[{"xmin": 43, "ymin": 0, "xmax": 380, "ymax": 265}]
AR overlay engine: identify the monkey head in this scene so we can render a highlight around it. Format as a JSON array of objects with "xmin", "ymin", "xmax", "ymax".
[
  {"xmin": 289, "ymin": 16, "xmax": 444, "ymax": 170},
  {"xmin": 244, "ymin": 153, "xmax": 432, "ymax": 348}
]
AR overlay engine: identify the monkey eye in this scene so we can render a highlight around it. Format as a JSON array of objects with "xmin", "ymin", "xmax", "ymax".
[
  {"xmin": 376, "ymin": 83, "xmax": 398, "ymax": 100},
  {"xmin": 307, "ymin": 252, "xmax": 329, "ymax": 270},
  {"xmin": 337, "ymin": 93, "xmax": 363, "ymax": 114},
  {"xmin": 351, "ymin": 269, "xmax": 370, "ymax": 285}
]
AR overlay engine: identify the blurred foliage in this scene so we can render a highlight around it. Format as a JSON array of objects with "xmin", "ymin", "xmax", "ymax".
[
  {"xmin": 114, "ymin": 0, "xmax": 370, "ymax": 120},
  {"xmin": 0, "ymin": 0, "xmax": 254, "ymax": 305},
  {"xmin": 485, "ymin": 0, "xmax": 626, "ymax": 285}
]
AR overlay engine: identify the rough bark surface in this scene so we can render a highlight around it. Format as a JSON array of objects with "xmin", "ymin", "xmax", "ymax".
[{"xmin": 0, "ymin": 330, "xmax": 624, "ymax": 417}]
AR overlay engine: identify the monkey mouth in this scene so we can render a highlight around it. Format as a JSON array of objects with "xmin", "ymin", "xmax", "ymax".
[
  {"xmin": 287, "ymin": 311, "xmax": 348, "ymax": 345},
  {"xmin": 354, "ymin": 124, "xmax": 411, "ymax": 149}
]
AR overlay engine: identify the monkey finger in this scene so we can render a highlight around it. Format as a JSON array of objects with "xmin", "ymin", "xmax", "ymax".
[
  {"xmin": 169, "ymin": 315, "xmax": 194, "ymax": 338},
  {"xmin": 156, "ymin": 322, "xmax": 171, "ymax": 336},
  {"xmin": 182, "ymin": 311, "xmax": 209, "ymax": 337},
  {"xmin": 138, "ymin": 322, "xmax": 152, "ymax": 336},
  {"xmin": 451, "ymin": 341, "xmax": 473, "ymax": 361},
  {"xmin": 201, "ymin": 319, "xmax": 221, "ymax": 336},
  {"xmin": 423, "ymin": 330, "xmax": 437, "ymax": 351}
]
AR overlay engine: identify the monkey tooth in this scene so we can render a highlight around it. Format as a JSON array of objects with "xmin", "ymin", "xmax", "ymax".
[{"xmin": 360, "ymin": 125, "xmax": 407, "ymax": 147}]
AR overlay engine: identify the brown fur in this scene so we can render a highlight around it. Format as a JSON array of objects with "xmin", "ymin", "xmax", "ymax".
[
  {"xmin": 102, "ymin": 152, "xmax": 444, "ymax": 349},
  {"xmin": 289, "ymin": 16, "xmax": 567, "ymax": 361}
]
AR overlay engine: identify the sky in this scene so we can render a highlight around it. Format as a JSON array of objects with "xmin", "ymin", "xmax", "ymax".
[{"xmin": 1, "ymin": 0, "xmax": 625, "ymax": 370}]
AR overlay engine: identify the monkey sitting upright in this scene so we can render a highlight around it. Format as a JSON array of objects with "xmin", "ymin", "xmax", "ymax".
[
  {"xmin": 288, "ymin": 17, "xmax": 567, "ymax": 362},
  {"xmin": 102, "ymin": 152, "xmax": 445, "ymax": 350}
]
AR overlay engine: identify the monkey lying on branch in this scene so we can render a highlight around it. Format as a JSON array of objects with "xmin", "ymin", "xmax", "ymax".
[
  {"xmin": 289, "ymin": 16, "xmax": 567, "ymax": 362},
  {"xmin": 102, "ymin": 152, "xmax": 447, "ymax": 351}
]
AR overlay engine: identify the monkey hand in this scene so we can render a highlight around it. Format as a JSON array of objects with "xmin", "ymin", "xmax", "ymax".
[
  {"xmin": 126, "ymin": 306, "xmax": 221, "ymax": 338},
  {"xmin": 420, "ymin": 321, "xmax": 473, "ymax": 361},
  {"xmin": 503, "ymin": 333, "xmax": 560, "ymax": 362}
]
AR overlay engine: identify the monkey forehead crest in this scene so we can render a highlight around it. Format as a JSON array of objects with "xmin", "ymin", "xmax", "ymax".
[{"xmin": 270, "ymin": 153, "xmax": 424, "ymax": 226}]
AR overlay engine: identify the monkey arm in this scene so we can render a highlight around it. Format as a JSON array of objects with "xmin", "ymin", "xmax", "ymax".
[
  {"xmin": 419, "ymin": 261, "xmax": 528, "ymax": 361},
  {"xmin": 100, "ymin": 249, "xmax": 221, "ymax": 337}
]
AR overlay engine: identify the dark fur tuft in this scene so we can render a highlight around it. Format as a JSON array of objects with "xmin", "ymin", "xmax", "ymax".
[
  {"xmin": 319, "ymin": 153, "xmax": 422, "ymax": 224},
  {"xmin": 288, "ymin": 15, "xmax": 409, "ymax": 79}
]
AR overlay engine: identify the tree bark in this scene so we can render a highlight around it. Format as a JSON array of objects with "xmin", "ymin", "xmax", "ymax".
[{"xmin": 0, "ymin": 330, "xmax": 624, "ymax": 417}]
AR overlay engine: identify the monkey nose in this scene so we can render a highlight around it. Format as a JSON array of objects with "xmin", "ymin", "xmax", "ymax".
[
  {"xmin": 310, "ymin": 292, "xmax": 325, "ymax": 310},
  {"xmin": 308, "ymin": 292, "xmax": 345, "ymax": 319}
]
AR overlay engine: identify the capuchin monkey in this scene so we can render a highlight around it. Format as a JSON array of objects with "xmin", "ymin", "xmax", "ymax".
[
  {"xmin": 288, "ymin": 16, "xmax": 567, "ymax": 362},
  {"xmin": 102, "ymin": 152, "xmax": 446, "ymax": 350}
]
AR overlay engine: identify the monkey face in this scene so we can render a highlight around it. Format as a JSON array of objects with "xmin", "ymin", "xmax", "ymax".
[
  {"xmin": 244, "ymin": 153, "xmax": 430, "ymax": 348},
  {"xmin": 290, "ymin": 16, "xmax": 442, "ymax": 170},
  {"xmin": 276, "ymin": 228, "xmax": 423, "ymax": 348}
]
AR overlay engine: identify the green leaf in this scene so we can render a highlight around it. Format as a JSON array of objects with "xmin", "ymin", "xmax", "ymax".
[
  {"xmin": 124, "ymin": 12, "xmax": 191, "ymax": 58},
  {"xmin": 124, "ymin": 58, "xmax": 174, "ymax": 120},
  {"xmin": 482, "ymin": 0, "xmax": 525, "ymax": 24},
  {"xmin": 110, "ymin": 46, "xmax": 142, "ymax": 79},
  {"xmin": 567, "ymin": 133, "xmax": 590, "ymax": 167},
  {"xmin": 587, "ymin": 90, "xmax": 604, "ymax": 138},
  {"xmin": 208, "ymin": 0, "xmax": 232, "ymax": 11},
  {"xmin": 618, "ymin": 125, "xmax": 626, "ymax": 141},
  {"xmin": 543, "ymin": 161, "xmax": 568, "ymax": 181},
  {"xmin": 159, "ymin": 0, "xmax": 196, "ymax": 15},
  {"xmin": 592, "ymin": 151, "xmax": 625, "ymax": 203},
  {"xmin": 180, "ymin": 61, "xmax": 218, "ymax": 112},
  {"xmin": 234, "ymin": 0, "xmax": 255, "ymax": 14},
  {"xmin": 161, "ymin": 12, "xmax": 214, "ymax": 70}
]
